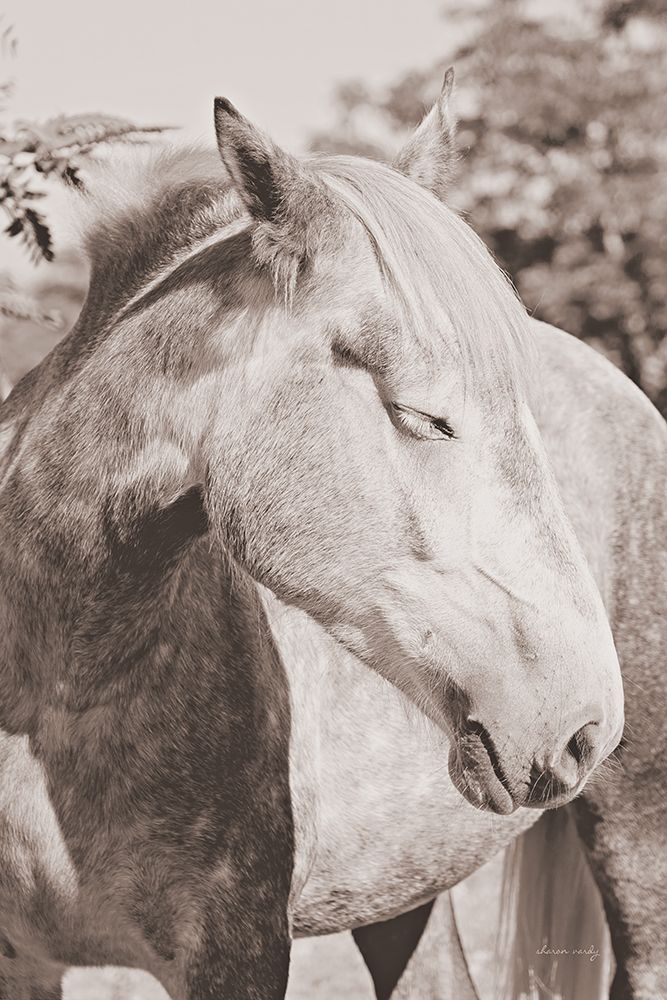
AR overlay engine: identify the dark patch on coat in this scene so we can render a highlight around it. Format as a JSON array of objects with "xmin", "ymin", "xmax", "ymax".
[{"xmin": 104, "ymin": 484, "xmax": 209, "ymax": 591}]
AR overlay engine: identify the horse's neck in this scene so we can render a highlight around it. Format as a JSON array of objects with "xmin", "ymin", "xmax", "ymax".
[
  {"xmin": 257, "ymin": 586, "xmax": 345, "ymax": 901},
  {"xmin": 257, "ymin": 584, "xmax": 436, "ymax": 910},
  {"xmin": 0, "ymin": 385, "xmax": 281, "ymax": 755}
]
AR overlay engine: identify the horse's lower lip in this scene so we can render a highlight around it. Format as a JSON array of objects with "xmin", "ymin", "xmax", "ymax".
[{"xmin": 447, "ymin": 744, "xmax": 517, "ymax": 815}]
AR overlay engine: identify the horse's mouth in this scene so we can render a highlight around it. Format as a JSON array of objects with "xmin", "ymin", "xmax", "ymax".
[
  {"xmin": 448, "ymin": 723, "xmax": 518, "ymax": 816},
  {"xmin": 448, "ymin": 721, "xmax": 596, "ymax": 814}
]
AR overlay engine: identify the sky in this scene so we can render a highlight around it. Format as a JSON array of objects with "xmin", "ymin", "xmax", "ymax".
[{"xmin": 5, "ymin": 0, "xmax": 461, "ymax": 150}]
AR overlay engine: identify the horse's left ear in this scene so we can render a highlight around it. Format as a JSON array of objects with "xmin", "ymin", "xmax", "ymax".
[
  {"xmin": 393, "ymin": 67, "xmax": 457, "ymax": 201},
  {"xmin": 213, "ymin": 97, "xmax": 305, "ymax": 223}
]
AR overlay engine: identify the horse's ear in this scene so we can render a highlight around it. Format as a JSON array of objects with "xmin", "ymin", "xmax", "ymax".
[
  {"xmin": 213, "ymin": 97, "xmax": 301, "ymax": 223},
  {"xmin": 393, "ymin": 68, "xmax": 457, "ymax": 201}
]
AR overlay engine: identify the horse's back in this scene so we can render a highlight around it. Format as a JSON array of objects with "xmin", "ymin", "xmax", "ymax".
[{"xmin": 531, "ymin": 319, "xmax": 667, "ymax": 611}]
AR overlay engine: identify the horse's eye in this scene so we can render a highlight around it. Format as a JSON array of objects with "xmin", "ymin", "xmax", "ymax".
[{"xmin": 391, "ymin": 403, "xmax": 457, "ymax": 441}]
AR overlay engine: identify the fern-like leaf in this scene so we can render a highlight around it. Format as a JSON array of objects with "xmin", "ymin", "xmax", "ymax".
[
  {"xmin": 41, "ymin": 112, "xmax": 171, "ymax": 147},
  {"xmin": 13, "ymin": 114, "xmax": 173, "ymax": 163},
  {"xmin": 24, "ymin": 207, "xmax": 53, "ymax": 260},
  {"xmin": 0, "ymin": 288, "xmax": 61, "ymax": 328},
  {"xmin": 3, "ymin": 205, "xmax": 54, "ymax": 262},
  {"xmin": 1, "ymin": 110, "xmax": 173, "ymax": 262}
]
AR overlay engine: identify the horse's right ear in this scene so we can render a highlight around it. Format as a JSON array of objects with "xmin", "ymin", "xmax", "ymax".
[
  {"xmin": 213, "ymin": 98, "xmax": 303, "ymax": 224},
  {"xmin": 393, "ymin": 68, "xmax": 458, "ymax": 201}
]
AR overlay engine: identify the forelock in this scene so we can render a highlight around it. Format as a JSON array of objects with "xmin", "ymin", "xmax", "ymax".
[{"xmin": 311, "ymin": 154, "xmax": 535, "ymax": 399}]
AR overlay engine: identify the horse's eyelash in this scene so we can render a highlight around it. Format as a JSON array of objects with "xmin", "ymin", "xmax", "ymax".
[
  {"xmin": 393, "ymin": 403, "xmax": 457, "ymax": 440},
  {"xmin": 430, "ymin": 416, "xmax": 457, "ymax": 439}
]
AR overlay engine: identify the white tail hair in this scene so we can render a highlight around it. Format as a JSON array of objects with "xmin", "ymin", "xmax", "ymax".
[{"xmin": 497, "ymin": 808, "xmax": 613, "ymax": 1000}]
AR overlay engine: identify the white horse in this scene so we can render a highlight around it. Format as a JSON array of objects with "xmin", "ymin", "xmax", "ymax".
[{"xmin": 0, "ymin": 71, "xmax": 654, "ymax": 1000}]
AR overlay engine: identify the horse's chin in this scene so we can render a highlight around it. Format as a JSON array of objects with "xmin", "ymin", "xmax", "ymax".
[{"xmin": 447, "ymin": 742, "xmax": 518, "ymax": 816}]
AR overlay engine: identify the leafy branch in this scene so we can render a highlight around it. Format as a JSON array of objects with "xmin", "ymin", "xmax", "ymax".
[
  {"xmin": 0, "ymin": 21, "xmax": 174, "ymax": 355},
  {"xmin": 0, "ymin": 273, "xmax": 61, "ymax": 327},
  {"xmin": 0, "ymin": 113, "xmax": 173, "ymax": 263}
]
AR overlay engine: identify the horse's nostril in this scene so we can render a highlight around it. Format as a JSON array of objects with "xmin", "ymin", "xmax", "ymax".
[
  {"xmin": 529, "ymin": 721, "xmax": 602, "ymax": 806},
  {"xmin": 565, "ymin": 721, "xmax": 599, "ymax": 768},
  {"xmin": 566, "ymin": 731, "xmax": 585, "ymax": 765}
]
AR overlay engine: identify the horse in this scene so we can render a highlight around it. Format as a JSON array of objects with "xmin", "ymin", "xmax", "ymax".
[
  {"xmin": 0, "ymin": 71, "xmax": 642, "ymax": 1000},
  {"xmin": 277, "ymin": 81, "xmax": 667, "ymax": 1000}
]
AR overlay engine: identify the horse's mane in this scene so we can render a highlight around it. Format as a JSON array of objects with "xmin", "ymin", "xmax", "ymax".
[
  {"xmin": 74, "ymin": 143, "xmax": 533, "ymax": 394},
  {"xmin": 75, "ymin": 145, "xmax": 233, "ymax": 255},
  {"xmin": 72, "ymin": 145, "xmax": 248, "ymax": 309}
]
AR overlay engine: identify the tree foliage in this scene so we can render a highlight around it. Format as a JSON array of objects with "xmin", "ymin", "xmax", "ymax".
[
  {"xmin": 0, "ymin": 25, "xmax": 175, "ymax": 397},
  {"xmin": 0, "ymin": 23, "xmax": 172, "ymax": 371},
  {"xmin": 312, "ymin": 0, "xmax": 667, "ymax": 415}
]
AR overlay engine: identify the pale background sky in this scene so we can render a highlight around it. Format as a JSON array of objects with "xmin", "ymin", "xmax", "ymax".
[{"xmin": 5, "ymin": 0, "xmax": 462, "ymax": 150}]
